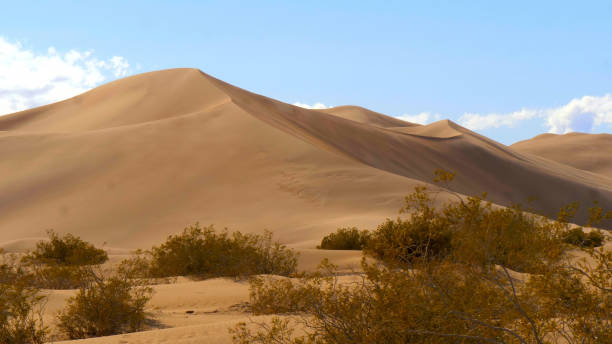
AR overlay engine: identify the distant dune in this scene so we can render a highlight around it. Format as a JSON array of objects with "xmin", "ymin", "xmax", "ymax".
[
  {"xmin": 1, "ymin": 68, "xmax": 611, "ymax": 250},
  {"xmin": 512, "ymin": 132, "xmax": 612, "ymax": 178}
]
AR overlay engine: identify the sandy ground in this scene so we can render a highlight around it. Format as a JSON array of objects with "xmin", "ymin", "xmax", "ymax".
[{"xmin": 38, "ymin": 249, "xmax": 363, "ymax": 344}]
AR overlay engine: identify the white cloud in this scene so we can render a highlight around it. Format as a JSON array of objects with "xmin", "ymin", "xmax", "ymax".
[
  {"xmin": 397, "ymin": 112, "xmax": 441, "ymax": 125},
  {"xmin": 544, "ymin": 94, "xmax": 612, "ymax": 134},
  {"xmin": 455, "ymin": 95, "xmax": 612, "ymax": 134},
  {"xmin": 458, "ymin": 109, "xmax": 538, "ymax": 131},
  {"xmin": 0, "ymin": 37, "xmax": 131, "ymax": 115},
  {"xmin": 293, "ymin": 102, "xmax": 329, "ymax": 109}
]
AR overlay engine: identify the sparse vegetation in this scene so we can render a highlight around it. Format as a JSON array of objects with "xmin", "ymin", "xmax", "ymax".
[
  {"xmin": 57, "ymin": 270, "xmax": 153, "ymax": 339},
  {"xmin": 0, "ymin": 253, "xmax": 48, "ymax": 344},
  {"xmin": 25, "ymin": 230, "xmax": 108, "ymax": 266},
  {"xmin": 317, "ymin": 227, "xmax": 370, "ymax": 250},
  {"xmin": 233, "ymin": 170, "xmax": 612, "ymax": 344},
  {"xmin": 562, "ymin": 227, "xmax": 605, "ymax": 247},
  {"xmin": 0, "ymin": 283, "xmax": 48, "ymax": 344},
  {"xmin": 16, "ymin": 231, "xmax": 108, "ymax": 290},
  {"xmin": 138, "ymin": 224, "xmax": 298, "ymax": 278}
]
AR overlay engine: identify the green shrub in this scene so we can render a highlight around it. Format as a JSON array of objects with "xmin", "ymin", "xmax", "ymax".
[
  {"xmin": 0, "ymin": 283, "xmax": 47, "ymax": 344},
  {"xmin": 25, "ymin": 230, "xmax": 108, "ymax": 266},
  {"xmin": 25, "ymin": 265, "xmax": 90, "ymax": 290},
  {"xmin": 234, "ymin": 170, "xmax": 612, "ymax": 344},
  {"xmin": 317, "ymin": 227, "xmax": 370, "ymax": 250},
  {"xmin": 57, "ymin": 273, "xmax": 152, "ymax": 339},
  {"xmin": 11, "ymin": 231, "xmax": 109, "ymax": 290},
  {"xmin": 145, "ymin": 224, "xmax": 297, "ymax": 278},
  {"xmin": 562, "ymin": 228, "xmax": 605, "ymax": 247}
]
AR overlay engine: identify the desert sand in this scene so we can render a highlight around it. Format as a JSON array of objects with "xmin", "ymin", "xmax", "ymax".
[
  {"xmin": 512, "ymin": 132, "xmax": 612, "ymax": 178},
  {"xmin": 1, "ymin": 68, "xmax": 611, "ymax": 251},
  {"xmin": 2, "ymin": 68, "xmax": 612, "ymax": 343}
]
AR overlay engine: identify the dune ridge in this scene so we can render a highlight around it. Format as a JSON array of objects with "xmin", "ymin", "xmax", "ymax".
[
  {"xmin": 1, "ymin": 68, "xmax": 612, "ymax": 252},
  {"xmin": 512, "ymin": 132, "xmax": 612, "ymax": 178}
]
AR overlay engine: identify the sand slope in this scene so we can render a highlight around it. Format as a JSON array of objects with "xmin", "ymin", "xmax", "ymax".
[
  {"xmin": 512, "ymin": 132, "xmax": 612, "ymax": 178},
  {"xmin": 1, "ymin": 68, "xmax": 612, "ymax": 252}
]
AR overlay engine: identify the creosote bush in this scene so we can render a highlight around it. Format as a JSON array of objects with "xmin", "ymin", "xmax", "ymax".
[
  {"xmin": 26, "ymin": 230, "xmax": 108, "ymax": 266},
  {"xmin": 0, "ymin": 282, "xmax": 47, "ymax": 344},
  {"xmin": 17, "ymin": 231, "xmax": 109, "ymax": 290},
  {"xmin": 234, "ymin": 170, "xmax": 612, "ymax": 344},
  {"xmin": 0, "ymin": 251, "xmax": 48, "ymax": 344},
  {"xmin": 562, "ymin": 227, "xmax": 605, "ymax": 248},
  {"xmin": 317, "ymin": 227, "xmax": 370, "ymax": 250},
  {"xmin": 57, "ymin": 269, "xmax": 153, "ymax": 339},
  {"xmin": 134, "ymin": 224, "xmax": 298, "ymax": 278}
]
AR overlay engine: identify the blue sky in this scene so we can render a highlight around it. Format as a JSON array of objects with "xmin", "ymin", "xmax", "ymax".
[{"xmin": 1, "ymin": 1, "xmax": 611, "ymax": 144}]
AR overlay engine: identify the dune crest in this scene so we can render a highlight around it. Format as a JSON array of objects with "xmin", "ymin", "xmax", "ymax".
[
  {"xmin": 1, "ymin": 68, "xmax": 611, "ymax": 250},
  {"xmin": 319, "ymin": 105, "xmax": 418, "ymax": 128},
  {"xmin": 512, "ymin": 132, "xmax": 612, "ymax": 178},
  {"xmin": 387, "ymin": 119, "xmax": 463, "ymax": 139}
]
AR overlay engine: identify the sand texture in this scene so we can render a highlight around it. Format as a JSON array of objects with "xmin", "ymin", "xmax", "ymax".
[{"xmin": 1, "ymin": 68, "xmax": 612, "ymax": 250}]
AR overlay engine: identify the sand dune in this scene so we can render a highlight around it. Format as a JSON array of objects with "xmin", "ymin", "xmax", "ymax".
[
  {"xmin": 1, "ymin": 68, "xmax": 612, "ymax": 253},
  {"xmin": 512, "ymin": 132, "xmax": 612, "ymax": 178},
  {"xmin": 319, "ymin": 105, "xmax": 417, "ymax": 128}
]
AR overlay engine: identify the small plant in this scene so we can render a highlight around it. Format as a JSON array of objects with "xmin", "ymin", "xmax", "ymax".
[
  {"xmin": 25, "ymin": 230, "xmax": 108, "ymax": 266},
  {"xmin": 0, "ymin": 283, "xmax": 48, "ymax": 344},
  {"xmin": 233, "ymin": 170, "xmax": 612, "ymax": 344},
  {"xmin": 57, "ymin": 271, "xmax": 153, "ymax": 339},
  {"xmin": 145, "ymin": 224, "xmax": 298, "ymax": 278},
  {"xmin": 17, "ymin": 231, "xmax": 108, "ymax": 289},
  {"xmin": 317, "ymin": 227, "xmax": 370, "ymax": 250},
  {"xmin": 562, "ymin": 227, "xmax": 605, "ymax": 247}
]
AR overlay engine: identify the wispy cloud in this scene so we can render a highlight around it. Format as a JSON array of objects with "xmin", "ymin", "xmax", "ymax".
[
  {"xmin": 458, "ymin": 109, "xmax": 538, "ymax": 131},
  {"xmin": 456, "ymin": 95, "xmax": 612, "ymax": 134},
  {"xmin": 293, "ymin": 102, "xmax": 329, "ymax": 110},
  {"xmin": 0, "ymin": 37, "xmax": 131, "ymax": 115},
  {"xmin": 397, "ymin": 112, "xmax": 441, "ymax": 125}
]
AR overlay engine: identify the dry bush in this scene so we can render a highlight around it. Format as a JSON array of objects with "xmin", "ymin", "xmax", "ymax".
[
  {"xmin": 317, "ymin": 227, "xmax": 370, "ymax": 250},
  {"xmin": 0, "ymin": 279, "xmax": 47, "ymax": 344},
  {"xmin": 57, "ymin": 269, "xmax": 153, "ymax": 339},
  {"xmin": 141, "ymin": 224, "xmax": 297, "ymax": 278},
  {"xmin": 25, "ymin": 230, "xmax": 107, "ymax": 266},
  {"xmin": 562, "ymin": 227, "xmax": 605, "ymax": 248},
  {"xmin": 234, "ymin": 170, "xmax": 611, "ymax": 344},
  {"xmin": 248, "ymin": 262, "xmax": 334, "ymax": 315},
  {"xmin": 13, "ymin": 231, "xmax": 109, "ymax": 289}
]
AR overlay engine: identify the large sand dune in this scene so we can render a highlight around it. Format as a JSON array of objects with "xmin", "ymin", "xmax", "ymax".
[
  {"xmin": 512, "ymin": 132, "xmax": 612, "ymax": 178},
  {"xmin": 1, "ymin": 68, "xmax": 612, "ymax": 251}
]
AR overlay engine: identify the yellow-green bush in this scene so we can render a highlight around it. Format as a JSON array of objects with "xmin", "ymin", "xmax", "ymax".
[
  {"xmin": 144, "ymin": 224, "xmax": 297, "ymax": 278},
  {"xmin": 317, "ymin": 227, "xmax": 370, "ymax": 250},
  {"xmin": 25, "ymin": 230, "xmax": 107, "ymax": 266},
  {"xmin": 0, "ymin": 282, "xmax": 47, "ymax": 344},
  {"xmin": 15, "ymin": 231, "xmax": 108, "ymax": 290},
  {"xmin": 234, "ymin": 170, "xmax": 612, "ymax": 344},
  {"xmin": 562, "ymin": 227, "xmax": 605, "ymax": 247},
  {"xmin": 57, "ymin": 272, "xmax": 153, "ymax": 339}
]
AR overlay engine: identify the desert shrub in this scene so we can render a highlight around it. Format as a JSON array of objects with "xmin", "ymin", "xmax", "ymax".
[
  {"xmin": 317, "ymin": 227, "xmax": 370, "ymax": 250},
  {"xmin": 25, "ymin": 264, "xmax": 91, "ymax": 290},
  {"xmin": 11, "ymin": 231, "xmax": 109, "ymax": 289},
  {"xmin": 0, "ymin": 251, "xmax": 29, "ymax": 286},
  {"xmin": 365, "ymin": 182, "xmax": 565, "ymax": 273},
  {"xmin": 144, "ymin": 224, "xmax": 297, "ymax": 278},
  {"xmin": 0, "ymin": 283, "xmax": 47, "ymax": 344},
  {"xmin": 234, "ymin": 170, "xmax": 612, "ymax": 344},
  {"xmin": 25, "ymin": 230, "xmax": 107, "ymax": 266},
  {"xmin": 57, "ymin": 272, "xmax": 153, "ymax": 339},
  {"xmin": 366, "ymin": 216, "xmax": 453, "ymax": 264},
  {"xmin": 562, "ymin": 227, "xmax": 605, "ymax": 247},
  {"xmin": 247, "ymin": 262, "xmax": 334, "ymax": 315}
]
